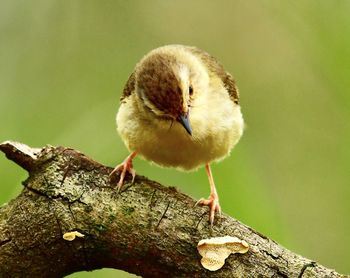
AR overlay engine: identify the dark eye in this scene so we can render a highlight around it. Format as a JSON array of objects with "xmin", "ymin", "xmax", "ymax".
[{"xmin": 189, "ymin": 85, "xmax": 193, "ymax": 95}]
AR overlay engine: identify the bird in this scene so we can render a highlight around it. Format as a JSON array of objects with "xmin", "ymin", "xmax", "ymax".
[{"xmin": 110, "ymin": 45, "xmax": 244, "ymax": 225}]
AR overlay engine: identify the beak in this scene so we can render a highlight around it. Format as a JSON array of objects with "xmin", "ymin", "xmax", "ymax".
[{"xmin": 178, "ymin": 113, "xmax": 192, "ymax": 135}]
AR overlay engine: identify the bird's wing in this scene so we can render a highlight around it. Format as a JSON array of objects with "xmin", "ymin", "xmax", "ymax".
[
  {"xmin": 186, "ymin": 46, "xmax": 240, "ymax": 105},
  {"xmin": 120, "ymin": 71, "xmax": 136, "ymax": 102}
]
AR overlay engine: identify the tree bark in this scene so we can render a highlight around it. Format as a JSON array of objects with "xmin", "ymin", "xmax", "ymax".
[{"xmin": 0, "ymin": 141, "xmax": 347, "ymax": 278}]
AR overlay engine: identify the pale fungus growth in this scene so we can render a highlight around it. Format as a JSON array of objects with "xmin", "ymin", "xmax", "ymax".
[
  {"xmin": 62, "ymin": 231, "xmax": 85, "ymax": 241},
  {"xmin": 197, "ymin": 236, "xmax": 249, "ymax": 271}
]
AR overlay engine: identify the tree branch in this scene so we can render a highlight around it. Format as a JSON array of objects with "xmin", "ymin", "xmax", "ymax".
[{"xmin": 0, "ymin": 141, "xmax": 346, "ymax": 277}]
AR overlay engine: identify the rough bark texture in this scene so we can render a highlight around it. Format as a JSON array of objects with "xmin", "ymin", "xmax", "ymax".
[{"xmin": 0, "ymin": 141, "xmax": 347, "ymax": 278}]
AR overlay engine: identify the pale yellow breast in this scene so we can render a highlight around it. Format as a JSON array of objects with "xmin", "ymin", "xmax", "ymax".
[{"xmin": 117, "ymin": 88, "xmax": 244, "ymax": 171}]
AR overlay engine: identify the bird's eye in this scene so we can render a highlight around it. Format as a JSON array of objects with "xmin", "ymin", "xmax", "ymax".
[{"xmin": 189, "ymin": 85, "xmax": 194, "ymax": 96}]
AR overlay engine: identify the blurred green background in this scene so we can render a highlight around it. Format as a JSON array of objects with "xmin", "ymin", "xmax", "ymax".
[{"xmin": 1, "ymin": 1, "xmax": 349, "ymax": 276}]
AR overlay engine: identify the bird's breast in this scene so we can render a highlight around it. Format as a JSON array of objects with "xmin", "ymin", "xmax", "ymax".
[{"xmin": 117, "ymin": 93, "xmax": 244, "ymax": 171}]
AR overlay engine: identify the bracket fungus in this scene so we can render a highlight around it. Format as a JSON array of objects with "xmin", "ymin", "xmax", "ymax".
[
  {"xmin": 62, "ymin": 231, "xmax": 85, "ymax": 241},
  {"xmin": 197, "ymin": 236, "xmax": 249, "ymax": 271}
]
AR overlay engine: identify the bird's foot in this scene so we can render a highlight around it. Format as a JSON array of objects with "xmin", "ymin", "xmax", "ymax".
[
  {"xmin": 196, "ymin": 194, "xmax": 221, "ymax": 225},
  {"xmin": 110, "ymin": 157, "xmax": 136, "ymax": 192}
]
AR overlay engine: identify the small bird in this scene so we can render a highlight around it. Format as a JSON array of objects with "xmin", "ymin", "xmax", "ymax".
[{"xmin": 111, "ymin": 45, "xmax": 244, "ymax": 225}]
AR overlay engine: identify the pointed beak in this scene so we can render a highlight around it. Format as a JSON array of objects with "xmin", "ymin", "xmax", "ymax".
[{"xmin": 178, "ymin": 113, "xmax": 192, "ymax": 135}]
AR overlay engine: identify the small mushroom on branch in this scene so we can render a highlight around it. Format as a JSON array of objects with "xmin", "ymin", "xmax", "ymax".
[{"xmin": 197, "ymin": 236, "xmax": 249, "ymax": 271}]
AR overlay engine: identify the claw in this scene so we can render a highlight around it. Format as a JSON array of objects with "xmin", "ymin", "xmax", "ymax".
[
  {"xmin": 196, "ymin": 194, "xmax": 221, "ymax": 225},
  {"xmin": 110, "ymin": 152, "xmax": 137, "ymax": 192},
  {"xmin": 195, "ymin": 164, "xmax": 222, "ymax": 225}
]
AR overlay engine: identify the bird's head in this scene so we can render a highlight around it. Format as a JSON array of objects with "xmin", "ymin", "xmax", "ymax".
[{"xmin": 135, "ymin": 50, "xmax": 206, "ymax": 135}]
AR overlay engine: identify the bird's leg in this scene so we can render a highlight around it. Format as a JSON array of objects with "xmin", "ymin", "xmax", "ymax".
[
  {"xmin": 110, "ymin": 151, "xmax": 137, "ymax": 192},
  {"xmin": 196, "ymin": 163, "xmax": 221, "ymax": 225}
]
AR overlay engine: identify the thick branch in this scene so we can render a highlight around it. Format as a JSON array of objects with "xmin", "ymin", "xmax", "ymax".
[{"xmin": 0, "ymin": 141, "xmax": 346, "ymax": 277}]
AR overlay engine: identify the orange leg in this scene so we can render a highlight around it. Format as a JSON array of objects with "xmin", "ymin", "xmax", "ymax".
[
  {"xmin": 110, "ymin": 151, "xmax": 137, "ymax": 192},
  {"xmin": 196, "ymin": 163, "xmax": 221, "ymax": 225}
]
